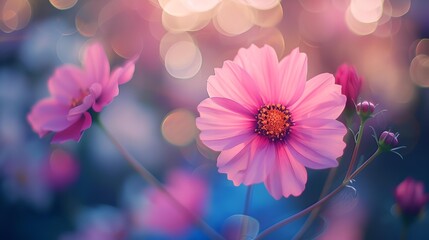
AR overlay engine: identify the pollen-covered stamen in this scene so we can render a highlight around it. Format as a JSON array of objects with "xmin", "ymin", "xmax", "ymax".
[
  {"xmin": 255, "ymin": 104, "xmax": 294, "ymax": 142},
  {"xmin": 70, "ymin": 89, "xmax": 90, "ymax": 108}
]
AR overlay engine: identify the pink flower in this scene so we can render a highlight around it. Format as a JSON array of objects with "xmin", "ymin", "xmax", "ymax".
[
  {"xmin": 134, "ymin": 170, "xmax": 208, "ymax": 236},
  {"xmin": 196, "ymin": 45, "xmax": 347, "ymax": 199},
  {"xmin": 43, "ymin": 149, "xmax": 79, "ymax": 190},
  {"xmin": 27, "ymin": 42, "xmax": 136, "ymax": 143},
  {"xmin": 335, "ymin": 64, "xmax": 362, "ymax": 111},
  {"xmin": 395, "ymin": 177, "xmax": 428, "ymax": 222}
]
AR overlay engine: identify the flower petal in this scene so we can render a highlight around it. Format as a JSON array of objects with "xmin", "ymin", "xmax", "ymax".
[
  {"xmin": 208, "ymin": 61, "xmax": 263, "ymax": 111},
  {"xmin": 92, "ymin": 57, "xmax": 136, "ymax": 112},
  {"xmin": 51, "ymin": 112, "xmax": 92, "ymax": 143},
  {"xmin": 197, "ymin": 97, "xmax": 255, "ymax": 151},
  {"xmin": 287, "ymin": 118, "xmax": 346, "ymax": 169},
  {"xmin": 264, "ymin": 145, "xmax": 307, "ymax": 199},
  {"xmin": 83, "ymin": 42, "xmax": 110, "ymax": 86},
  {"xmin": 290, "ymin": 73, "xmax": 346, "ymax": 121},
  {"xmin": 277, "ymin": 48, "xmax": 307, "ymax": 106},
  {"xmin": 217, "ymin": 136, "xmax": 276, "ymax": 186},
  {"xmin": 67, "ymin": 83, "xmax": 101, "ymax": 119},
  {"xmin": 233, "ymin": 44, "xmax": 279, "ymax": 104},
  {"xmin": 27, "ymin": 98, "xmax": 73, "ymax": 136},
  {"xmin": 48, "ymin": 65, "xmax": 87, "ymax": 105}
]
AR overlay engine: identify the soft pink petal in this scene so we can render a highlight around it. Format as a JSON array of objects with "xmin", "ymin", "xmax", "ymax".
[
  {"xmin": 196, "ymin": 97, "xmax": 255, "ymax": 151},
  {"xmin": 83, "ymin": 42, "xmax": 110, "ymax": 86},
  {"xmin": 115, "ymin": 56, "xmax": 137, "ymax": 85},
  {"xmin": 51, "ymin": 112, "xmax": 92, "ymax": 143},
  {"xmin": 207, "ymin": 61, "xmax": 263, "ymax": 111},
  {"xmin": 67, "ymin": 83, "xmax": 101, "ymax": 119},
  {"xmin": 277, "ymin": 48, "xmax": 307, "ymax": 106},
  {"xmin": 286, "ymin": 118, "xmax": 346, "ymax": 169},
  {"xmin": 289, "ymin": 73, "xmax": 346, "ymax": 121},
  {"xmin": 264, "ymin": 145, "xmax": 307, "ymax": 199},
  {"xmin": 27, "ymin": 98, "xmax": 74, "ymax": 136},
  {"xmin": 217, "ymin": 137, "xmax": 276, "ymax": 186},
  {"xmin": 92, "ymin": 57, "xmax": 136, "ymax": 112},
  {"xmin": 233, "ymin": 44, "xmax": 279, "ymax": 104},
  {"xmin": 48, "ymin": 65, "xmax": 87, "ymax": 105}
]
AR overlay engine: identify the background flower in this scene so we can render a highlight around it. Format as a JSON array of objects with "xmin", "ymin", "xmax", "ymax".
[{"xmin": 27, "ymin": 42, "xmax": 136, "ymax": 143}]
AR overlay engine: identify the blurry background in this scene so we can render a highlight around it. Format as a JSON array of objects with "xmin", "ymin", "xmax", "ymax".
[{"xmin": 1, "ymin": 0, "xmax": 429, "ymax": 239}]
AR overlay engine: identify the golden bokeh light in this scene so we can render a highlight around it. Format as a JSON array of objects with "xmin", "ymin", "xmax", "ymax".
[
  {"xmin": 350, "ymin": 0, "xmax": 383, "ymax": 24},
  {"xmin": 410, "ymin": 54, "xmax": 429, "ymax": 88},
  {"xmin": 213, "ymin": 0, "xmax": 254, "ymax": 36},
  {"xmin": 0, "ymin": 0, "xmax": 31, "ymax": 33},
  {"xmin": 345, "ymin": 6, "xmax": 378, "ymax": 35},
  {"xmin": 161, "ymin": 109, "xmax": 198, "ymax": 146},
  {"xmin": 49, "ymin": 0, "xmax": 78, "ymax": 10},
  {"xmin": 164, "ymin": 41, "xmax": 202, "ymax": 79},
  {"xmin": 252, "ymin": 3, "xmax": 283, "ymax": 28}
]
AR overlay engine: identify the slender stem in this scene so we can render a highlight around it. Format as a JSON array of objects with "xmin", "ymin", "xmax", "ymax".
[
  {"xmin": 347, "ymin": 148, "xmax": 381, "ymax": 182},
  {"xmin": 345, "ymin": 120, "xmax": 365, "ymax": 179},
  {"xmin": 293, "ymin": 118, "xmax": 354, "ymax": 240},
  {"xmin": 255, "ymin": 150, "xmax": 382, "ymax": 240},
  {"xmin": 255, "ymin": 183, "xmax": 345, "ymax": 240},
  {"xmin": 292, "ymin": 167, "xmax": 338, "ymax": 240},
  {"xmin": 243, "ymin": 185, "xmax": 253, "ymax": 216},
  {"xmin": 240, "ymin": 185, "xmax": 254, "ymax": 239},
  {"xmin": 400, "ymin": 224, "xmax": 409, "ymax": 240},
  {"xmin": 96, "ymin": 120, "xmax": 224, "ymax": 240}
]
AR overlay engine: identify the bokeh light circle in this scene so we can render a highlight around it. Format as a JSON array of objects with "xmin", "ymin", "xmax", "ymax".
[
  {"xmin": 164, "ymin": 41, "xmax": 202, "ymax": 79},
  {"xmin": 49, "ymin": 0, "xmax": 78, "ymax": 10},
  {"xmin": 161, "ymin": 109, "xmax": 197, "ymax": 146}
]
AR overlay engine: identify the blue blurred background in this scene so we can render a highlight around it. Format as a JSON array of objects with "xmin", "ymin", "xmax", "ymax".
[{"xmin": 1, "ymin": 0, "xmax": 429, "ymax": 239}]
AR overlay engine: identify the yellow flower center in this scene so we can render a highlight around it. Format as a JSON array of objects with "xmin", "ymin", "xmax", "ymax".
[
  {"xmin": 255, "ymin": 104, "xmax": 293, "ymax": 142},
  {"xmin": 70, "ymin": 89, "xmax": 90, "ymax": 108}
]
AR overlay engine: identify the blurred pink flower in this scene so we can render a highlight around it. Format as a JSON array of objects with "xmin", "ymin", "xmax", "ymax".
[
  {"xmin": 317, "ymin": 200, "xmax": 366, "ymax": 240},
  {"xmin": 134, "ymin": 170, "xmax": 208, "ymax": 236},
  {"xmin": 196, "ymin": 45, "xmax": 347, "ymax": 199},
  {"xmin": 43, "ymin": 149, "xmax": 79, "ymax": 190},
  {"xmin": 334, "ymin": 64, "xmax": 362, "ymax": 111},
  {"xmin": 27, "ymin": 42, "xmax": 136, "ymax": 143},
  {"xmin": 395, "ymin": 177, "xmax": 428, "ymax": 223}
]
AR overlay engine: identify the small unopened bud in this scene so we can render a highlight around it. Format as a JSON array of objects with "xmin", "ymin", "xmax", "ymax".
[
  {"xmin": 335, "ymin": 64, "xmax": 362, "ymax": 112},
  {"xmin": 356, "ymin": 101, "xmax": 375, "ymax": 121},
  {"xmin": 395, "ymin": 177, "xmax": 429, "ymax": 225},
  {"xmin": 378, "ymin": 131, "xmax": 399, "ymax": 151}
]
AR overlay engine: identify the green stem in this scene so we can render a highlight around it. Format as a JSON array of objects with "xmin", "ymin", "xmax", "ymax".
[
  {"xmin": 96, "ymin": 120, "xmax": 224, "ymax": 240},
  {"xmin": 292, "ymin": 167, "xmax": 338, "ymax": 240},
  {"xmin": 240, "ymin": 185, "xmax": 254, "ymax": 239},
  {"xmin": 243, "ymin": 185, "xmax": 253, "ymax": 216},
  {"xmin": 293, "ymin": 118, "xmax": 354, "ymax": 240},
  {"xmin": 255, "ymin": 150, "xmax": 382, "ymax": 240},
  {"xmin": 400, "ymin": 223, "xmax": 409, "ymax": 240},
  {"xmin": 345, "ymin": 120, "xmax": 365, "ymax": 179}
]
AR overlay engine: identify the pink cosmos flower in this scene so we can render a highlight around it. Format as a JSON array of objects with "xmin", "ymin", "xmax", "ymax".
[
  {"xmin": 133, "ymin": 170, "xmax": 208, "ymax": 236},
  {"xmin": 27, "ymin": 42, "xmax": 136, "ymax": 143},
  {"xmin": 196, "ymin": 45, "xmax": 347, "ymax": 199}
]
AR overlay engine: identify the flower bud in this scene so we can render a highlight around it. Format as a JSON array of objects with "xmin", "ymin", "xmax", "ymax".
[
  {"xmin": 335, "ymin": 64, "xmax": 362, "ymax": 112},
  {"xmin": 378, "ymin": 131, "xmax": 399, "ymax": 151},
  {"xmin": 395, "ymin": 177, "xmax": 428, "ymax": 224},
  {"xmin": 356, "ymin": 101, "xmax": 375, "ymax": 121}
]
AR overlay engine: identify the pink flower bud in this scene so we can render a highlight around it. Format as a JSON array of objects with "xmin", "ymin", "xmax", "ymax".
[
  {"xmin": 378, "ymin": 131, "xmax": 399, "ymax": 151},
  {"xmin": 356, "ymin": 101, "xmax": 375, "ymax": 121},
  {"xmin": 395, "ymin": 177, "xmax": 428, "ymax": 224},
  {"xmin": 335, "ymin": 64, "xmax": 362, "ymax": 111}
]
